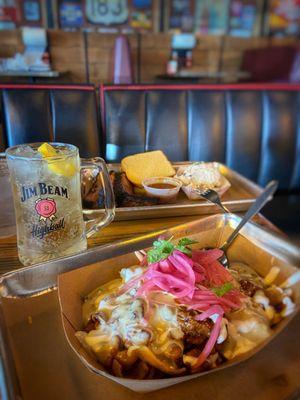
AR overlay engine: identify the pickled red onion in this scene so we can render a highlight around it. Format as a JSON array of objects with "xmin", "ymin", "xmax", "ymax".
[
  {"xmin": 194, "ymin": 305, "xmax": 224, "ymax": 321},
  {"xmin": 132, "ymin": 248, "xmax": 242, "ymax": 313},
  {"xmin": 121, "ymin": 245, "xmax": 244, "ymax": 369},
  {"xmin": 191, "ymin": 311, "xmax": 223, "ymax": 371},
  {"xmin": 118, "ymin": 274, "xmax": 143, "ymax": 295}
]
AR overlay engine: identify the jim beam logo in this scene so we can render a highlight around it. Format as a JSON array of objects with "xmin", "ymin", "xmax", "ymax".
[
  {"xmin": 35, "ymin": 198, "xmax": 57, "ymax": 221},
  {"xmin": 20, "ymin": 182, "xmax": 68, "ymax": 202},
  {"xmin": 19, "ymin": 182, "xmax": 68, "ymax": 239}
]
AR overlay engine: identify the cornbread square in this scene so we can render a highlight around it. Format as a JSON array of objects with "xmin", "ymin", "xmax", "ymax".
[{"xmin": 121, "ymin": 151, "xmax": 175, "ymax": 187}]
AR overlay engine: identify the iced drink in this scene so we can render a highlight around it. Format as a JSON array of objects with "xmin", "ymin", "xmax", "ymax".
[{"xmin": 6, "ymin": 143, "xmax": 86, "ymax": 265}]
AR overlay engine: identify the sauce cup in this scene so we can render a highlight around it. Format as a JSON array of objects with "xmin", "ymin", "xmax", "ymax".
[{"xmin": 142, "ymin": 177, "xmax": 182, "ymax": 203}]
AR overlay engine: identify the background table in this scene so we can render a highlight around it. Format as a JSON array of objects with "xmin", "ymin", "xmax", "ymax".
[
  {"xmin": 156, "ymin": 70, "xmax": 250, "ymax": 83},
  {"xmin": 0, "ymin": 214, "xmax": 299, "ymax": 400},
  {"xmin": 0, "ymin": 70, "xmax": 65, "ymax": 83}
]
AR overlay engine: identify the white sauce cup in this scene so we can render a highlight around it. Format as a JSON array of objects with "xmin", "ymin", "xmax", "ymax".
[{"xmin": 142, "ymin": 177, "xmax": 182, "ymax": 203}]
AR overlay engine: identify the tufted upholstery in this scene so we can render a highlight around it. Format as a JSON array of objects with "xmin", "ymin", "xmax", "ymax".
[
  {"xmin": 101, "ymin": 84, "xmax": 300, "ymax": 191},
  {"xmin": 0, "ymin": 84, "xmax": 102, "ymax": 158},
  {"xmin": 1, "ymin": 83, "xmax": 299, "ymax": 192},
  {"xmin": 0, "ymin": 83, "xmax": 299, "ymax": 235}
]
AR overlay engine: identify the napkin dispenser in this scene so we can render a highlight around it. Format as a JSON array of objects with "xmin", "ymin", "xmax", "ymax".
[{"xmin": 21, "ymin": 27, "xmax": 50, "ymax": 71}]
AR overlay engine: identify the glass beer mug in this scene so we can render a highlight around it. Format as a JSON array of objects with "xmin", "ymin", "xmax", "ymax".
[{"xmin": 6, "ymin": 143, "xmax": 115, "ymax": 266}]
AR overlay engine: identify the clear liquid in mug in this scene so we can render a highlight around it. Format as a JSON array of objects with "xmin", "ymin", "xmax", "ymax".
[{"xmin": 6, "ymin": 143, "xmax": 87, "ymax": 266}]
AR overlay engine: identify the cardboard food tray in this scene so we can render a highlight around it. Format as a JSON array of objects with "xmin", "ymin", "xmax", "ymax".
[
  {"xmin": 84, "ymin": 163, "xmax": 263, "ymax": 221},
  {"xmin": 57, "ymin": 217, "xmax": 300, "ymax": 393},
  {"xmin": 0, "ymin": 215, "xmax": 299, "ymax": 399}
]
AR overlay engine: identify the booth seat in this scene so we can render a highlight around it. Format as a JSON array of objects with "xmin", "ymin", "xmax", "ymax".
[
  {"xmin": 101, "ymin": 83, "xmax": 300, "ymax": 191},
  {"xmin": 0, "ymin": 84, "xmax": 102, "ymax": 158},
  {"xmin": 101, "ymin": 83, "xmax": 300, "ymax": 236},
  {"xmin": 0, "ymin": 83, "xmax": 299, "ymax": 237}
]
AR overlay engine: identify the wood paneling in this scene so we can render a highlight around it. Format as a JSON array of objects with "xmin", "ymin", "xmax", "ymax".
[
  {"xmin": 87, "ymin": 33, "xmax": 138, "ymax": 85},
  {"xmin": 195, "ymin": 35, "xmax": 223, "ymax": 50},
  {"xmin": 221, "ymin": 36, "xmax": 269, "ymax": 82},
  {"xmin": 0, "ymin": 29, "xmax": 299, "ymax": 84},
  {"xmin": 48, "ymin": 30, "xmax": 86, "ymax": 82},
  {"xmin": 193, "ymin": 35, "xmax": 222, "ymax": 74},
  {"xmin": 270, "ymin": 37, "xmax": 299, "ymax": 47},
  {"xmin": 139, "ymin": 34, "xmax": 223, "ymax": 82},
  {"xmin": 0, "ymin": 30, "xmax": 87, "ymax": 83},
  {"xmin": 0, "ymin": 30, "xmax": 24, "ymax": 58},
  {"xmin": 224, "ymin": 36, "xmax": 269, "ymax": 51},
  {"xmin": 140, "ymin": 33, "xmax": 170, "ymax": 82}
]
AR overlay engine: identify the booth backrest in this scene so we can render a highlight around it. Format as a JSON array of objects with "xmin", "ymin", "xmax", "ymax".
[
  {"xmin": 0, "ymin": 83, "xmax": 299, "ymax": 192},
  {"xmin": 101, "ymin": 84, "xmax": 300, "ymax": 190},
  {"xmin": 0, "ymin": 84, "xmax": 101, "ymax": 158}
]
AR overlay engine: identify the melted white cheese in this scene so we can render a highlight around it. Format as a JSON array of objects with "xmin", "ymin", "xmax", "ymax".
[{"xmin": 80, "ymin": 266, "xmax": 184, "ymax": 368}]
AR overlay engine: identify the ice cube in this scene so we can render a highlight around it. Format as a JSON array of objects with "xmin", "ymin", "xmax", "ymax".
[{"xmin": 15, "ymin": 145, "xmax": 41, "ymax": 159}]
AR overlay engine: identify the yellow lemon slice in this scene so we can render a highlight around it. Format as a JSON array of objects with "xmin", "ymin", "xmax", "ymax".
[
  {"xmin": 38, "ymin": 142, "xmax": 57, "ymax": 157},
  {"xmin": 38, "ymin": 143, "xmax": 77, "ymax": 178}
]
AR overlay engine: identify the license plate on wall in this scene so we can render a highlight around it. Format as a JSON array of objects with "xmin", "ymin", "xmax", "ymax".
[{"xmin": 85, "ymin": 0, "xmax": 129, "ymax": 24}]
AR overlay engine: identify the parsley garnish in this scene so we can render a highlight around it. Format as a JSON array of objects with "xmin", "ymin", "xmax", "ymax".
[
  {"xmin": 211, "ymin": 282, "xmax": 233, "ymax": 297},
  {"xmin": 147, "ymin": 237, "xmax": 197, "ymax": 263}
]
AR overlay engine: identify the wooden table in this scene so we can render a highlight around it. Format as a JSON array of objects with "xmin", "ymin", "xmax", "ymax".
[
  {"xmin": 0, "ymin": 214, "xmax": 299, "ymax": 400},
  {"xmin": 0, "ymin": 214, "xmax": 282, "ymax": 275},
  {"xmin": 0, "ymin": 215, "xmax": 202, "ymax": 274}
]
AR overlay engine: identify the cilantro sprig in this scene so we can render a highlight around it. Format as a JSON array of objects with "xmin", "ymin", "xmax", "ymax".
[
  {"xmin": 211, "ymin": 282, "xmax": 233, "ymax": 297},
  {"xmin": 147, "ymin": 237, "xmax": 197, "ymax": 263}
]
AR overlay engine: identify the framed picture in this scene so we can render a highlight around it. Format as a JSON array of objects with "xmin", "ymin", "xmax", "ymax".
[
  {"xmin": 164, "ymin": 0, "xmax": 195, "ymax": 32},
  {"xmin": 23, "ymin": 0, "xmax": 41, "ymax": 21},
  {"xmin": 268, "ymin": 0, "xmax": 300, "ymax": 36},
  {"xmin": 0, "ymin": 0, "xmax": 19, "ymax": 27},
  {"xmin": 56, "ymin": 0, "xmax": 157, "ymax": 31},
  {"xmin": 130, "ymin": 0, "xmax": 153, "ymax": 30},
  {"xmin": 194, "ymin": 0, "xmax": 229, "ymax": 35},
  {"xmin": 229, "ymin": 0, "xmax": 258, "ymax": 37},
  {"xmin": 85, "ymin": 0, "xmax": 129, "ymax": 25},
  {"xmin": 58, "ymin": 0, "xmax": 84, "ymax": 28}
]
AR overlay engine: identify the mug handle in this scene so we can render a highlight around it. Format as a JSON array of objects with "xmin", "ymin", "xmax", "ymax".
[{"xmin": 80, "ymin": 157, "xmax": 115, "ymax": 238}]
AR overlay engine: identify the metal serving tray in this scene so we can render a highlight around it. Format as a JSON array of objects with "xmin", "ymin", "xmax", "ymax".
[
  {"xmin": 87, "ymin": 163, "xmax": 263, "ymax": 220},
  {"xmin": 0, "ymin": 215, "xmax": 299, "ymax": 400}
]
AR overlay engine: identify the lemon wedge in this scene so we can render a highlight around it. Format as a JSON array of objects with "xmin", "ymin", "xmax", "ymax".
[
  {"xmin": 38, "ymin": 142, "xmax": 57, "ymax": 157},
  {"xmin": 38, "ymin": 143, "xmax": 77, "ymax": 178}
]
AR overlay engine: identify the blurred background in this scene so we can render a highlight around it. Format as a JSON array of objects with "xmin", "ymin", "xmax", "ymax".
[{"xmin": 0, "ymin": 0, "xmax": 299, "ymax": 84}]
